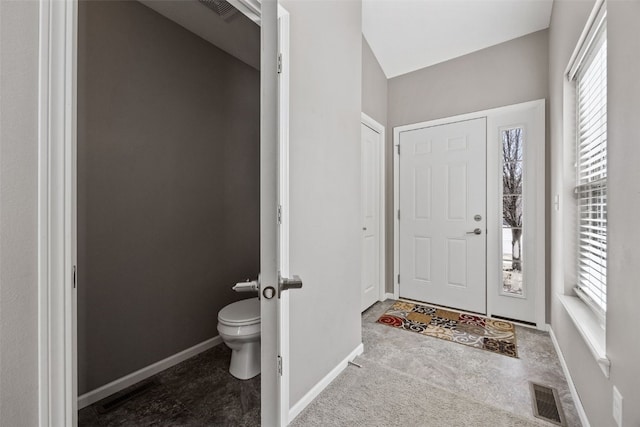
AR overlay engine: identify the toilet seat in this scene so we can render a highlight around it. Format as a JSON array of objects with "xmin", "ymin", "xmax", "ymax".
[{"xmin": 218, "ymin": 298, "xmax": 260, "ymax": 326}]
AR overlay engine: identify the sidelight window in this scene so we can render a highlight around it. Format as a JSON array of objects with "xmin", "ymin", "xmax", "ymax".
[{"xmin": 501, "ymin": 127, "xmax": 524, "ymax": 296}]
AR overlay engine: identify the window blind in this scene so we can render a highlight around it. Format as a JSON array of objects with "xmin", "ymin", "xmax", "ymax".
[{"xmin": 574, "ymin": 26, "xmax": 607, "ymax": 312}]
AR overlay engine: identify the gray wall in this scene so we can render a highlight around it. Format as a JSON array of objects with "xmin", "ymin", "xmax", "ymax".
[
  {"xmin": 387, "ymin": 29, "xmax": 549, "ymax": 294},
  {"xmin": 0, "ymin": 1, "xmax": 40, "ymax": 424},
  {"xmin": 549, "ymin": 1, "xmax": 640, "ymax": 425},
  {"xmin": 77, "ymin": 0, "xmax": 259, "ymax": 393},
  {"xmin": 388, "ymin": 29, "xmax": 549, "ymax": 130},
  {"xmin": 280, "ymin": 0, "xmax": 363, "ymax": 407},
  {"xmin": 361, "ymin": 36, "xmax": 391, "ymax": 292}
]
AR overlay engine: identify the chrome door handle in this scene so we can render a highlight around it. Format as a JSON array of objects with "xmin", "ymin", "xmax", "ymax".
[
  {"xmin": 233, "ymin": 279, "xmax": 259, "ymax": 292},
  {"xmin": 279, "ymin": 274, "xmax": 303, "ymax": 297},
  {"xmin": 466, "ymin": 228, "xmax": 482, "ymax": 235}
]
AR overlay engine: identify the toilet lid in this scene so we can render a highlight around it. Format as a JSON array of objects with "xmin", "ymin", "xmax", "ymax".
[{"xmin": 218, "ymin": 298, "xmax": 260, "ymax": 325}]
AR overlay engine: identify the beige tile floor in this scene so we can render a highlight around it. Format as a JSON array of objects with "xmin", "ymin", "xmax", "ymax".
[{"xmin": 293, "ymin": 299, "xmax": 580, "ymax": 427}]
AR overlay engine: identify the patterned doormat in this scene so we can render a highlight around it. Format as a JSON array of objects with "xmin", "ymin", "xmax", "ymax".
[{"xmin": 377, "ymin": 301, "xmax": 518, "ymax": 358}]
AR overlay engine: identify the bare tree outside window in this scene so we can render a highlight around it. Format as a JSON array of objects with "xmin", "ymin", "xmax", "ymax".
[{"xmin": 502, "ymin": 128, "xmax": 523, "ymax": 295}]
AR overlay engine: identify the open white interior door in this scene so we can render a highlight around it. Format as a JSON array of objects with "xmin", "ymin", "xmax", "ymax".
[
  {"xmin": 276, "ymin": 8, "xmax": 291, "ymax": 427},
  {"xmin": 260, "ymin": 2, "xmax": 294, "ymax": 426},
  {"xmin": 260, "ymin": 0, "xmax": 280, "ymax": 424}
]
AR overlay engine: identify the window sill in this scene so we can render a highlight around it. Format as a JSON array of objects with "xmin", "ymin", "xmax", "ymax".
[{"xmin": 558, "ymin": 294, "xmax": 610, "ymax": 378}]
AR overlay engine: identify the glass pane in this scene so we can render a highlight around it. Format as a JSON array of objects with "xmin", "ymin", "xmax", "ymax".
[
  {"xmin": 502, "ymin": 127, "xmax": 524, "ymax": 296},
  {"xmin": 502, "ymin": 128, "xmax": 523, "ymax": 161},
  {"xmin": 502, "ymin": 162, "xmax": 523, "ymax": 195},
  {"xmin": 502, "ymin": 225, "xmax": 523, "ymax": 295}
]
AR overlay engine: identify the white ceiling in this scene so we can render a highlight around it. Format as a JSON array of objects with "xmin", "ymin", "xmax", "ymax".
[{"xmin": 363, "ymin": 0, "xmax": 554, "ymax": 78}]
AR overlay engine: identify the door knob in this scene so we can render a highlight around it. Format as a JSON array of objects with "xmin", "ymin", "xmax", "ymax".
[
  {"xmin": 466, "ymin": 228, "xmax": 482, "ymax": 235},
  {"xmin": 278, "ymin": 274, "xmax": 303, "ymax": 297}
]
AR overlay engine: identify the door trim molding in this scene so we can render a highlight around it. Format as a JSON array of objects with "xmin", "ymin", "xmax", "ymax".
[
  {"xmin": 393, "ymin": 100, "xmax": 546, "ymax": 328},
  {"xmin": 361, "ymin": 113, "xmax": 386, "ymax": 304},
  {"xmin": 38, "ymin": 0, "xmax": 78, "ymax": 425}
]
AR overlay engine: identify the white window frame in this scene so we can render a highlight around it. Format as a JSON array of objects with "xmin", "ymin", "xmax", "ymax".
[
  {"xmin": 559, "ymin": 0, "xmax": 610, "ymax": 378},
  {"xmin": 571, "ymin": 5, "xmax": 608, "ymax": 321}
]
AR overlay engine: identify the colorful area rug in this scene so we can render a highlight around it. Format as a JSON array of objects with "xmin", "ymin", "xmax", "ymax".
[{"xmin": 377, "ymin": 301, "xmax": 518, "ymax": 358}]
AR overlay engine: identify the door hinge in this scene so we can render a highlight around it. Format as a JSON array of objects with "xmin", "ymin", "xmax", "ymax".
[
  {"xmin": 277, "ymin": 53, "xmax": 282, "ymax": 74},
  {"xmin": 397, "ymin": 144, "xmax": 400, "ymax": 155},
  {"xmin": 397, "ymin": 210, "xmax": 400, "ymax": 220},
  {"xmin": 277, "ymin": 205, "xmax": 282, "ymax": 224},
  {"xmin": 277, "ymin": 355, "xmax": 283, "ymax": 375},
  {"xmin": 73, "ymin": 265, "xmax": 77, "ymax": 289},
  {"xmin": 397, "ymin": 274, "xmax": 400, "ymax": 284}
]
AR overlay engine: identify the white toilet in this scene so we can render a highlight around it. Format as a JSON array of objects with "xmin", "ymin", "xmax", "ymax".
[{"xmin": 217, "ymin": 297, "xmax": 261, "ymax": 380}]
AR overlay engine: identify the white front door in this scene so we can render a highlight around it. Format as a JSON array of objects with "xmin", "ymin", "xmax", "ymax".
[
  {"xmin": 361, "ymin": 122, "xmax": 381, "ymax": 311},
  {"xmin": 399, "ymin": 118, "xmax": 487, "ymax": 314}
]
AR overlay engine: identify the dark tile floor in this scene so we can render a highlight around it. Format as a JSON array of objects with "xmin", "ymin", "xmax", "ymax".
[{"xmin": 79, "ymin": 345, "xmax": 260, "ymax": 427}]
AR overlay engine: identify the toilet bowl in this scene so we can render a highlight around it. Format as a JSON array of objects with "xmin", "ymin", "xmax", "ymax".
[{"xmin": 217, "ymin": 297, "xmax": 261, "ymax": 380}]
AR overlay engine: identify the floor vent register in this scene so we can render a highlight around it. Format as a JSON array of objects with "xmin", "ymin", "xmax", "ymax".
[{"xmin": 529, "ymin": 382, "xmax": 566, "ymax": 426}]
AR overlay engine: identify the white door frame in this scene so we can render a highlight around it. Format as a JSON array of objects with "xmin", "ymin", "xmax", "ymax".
[
  {"xmin": 393, "ymin": 100, "xmax": 546, "ymax": 329},
  {"xmin": 38, "ymin": 1, "xmax": 78, "ymax": 425},
  {"xmin": 37, "ymin": 1, "xmax": 290, "ymax": 425},
  {"xmin": 361, "ymin": 113, "xmax": 386, "ymax": 305}
]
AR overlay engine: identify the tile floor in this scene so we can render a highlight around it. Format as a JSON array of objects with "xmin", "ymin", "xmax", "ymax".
[
  {"xmin": 78, "ymin": 345, "xmax": 260, "ymax": 426},
  {"xmin": 292, "ymin": 300, "xmax": 580, "ymax": 426},
  {"xmin": 80, "ymin": 299, "xmax": 580, "ymax": 426},
  {"xmin": 365, "ymin": 300, "xmax": 580, "ymax": 424}
]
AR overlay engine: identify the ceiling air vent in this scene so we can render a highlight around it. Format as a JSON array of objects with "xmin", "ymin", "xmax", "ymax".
[
  {"xmin": 198, "ymin": 0, "xmax": 239, "ymax": 21},
  {"xmin": 529, "ymin": 382, "xmax": 566, "ymax": 426}
]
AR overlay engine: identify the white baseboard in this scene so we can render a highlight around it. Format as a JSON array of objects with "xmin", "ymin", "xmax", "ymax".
[
  {"xmin": 384, "ymin": 293, "xmax": 395, "ymax": 301},
  {"xmin": 548, "ymin": 327, "xmax": 590, "ymax": 427},
  {"xmin": 78, "ymin": 335, "xmax": 223, "ymax": 409},
  {"xmin": 288, "ymin": 342, "xmax": 364, "ymax": 423}
]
